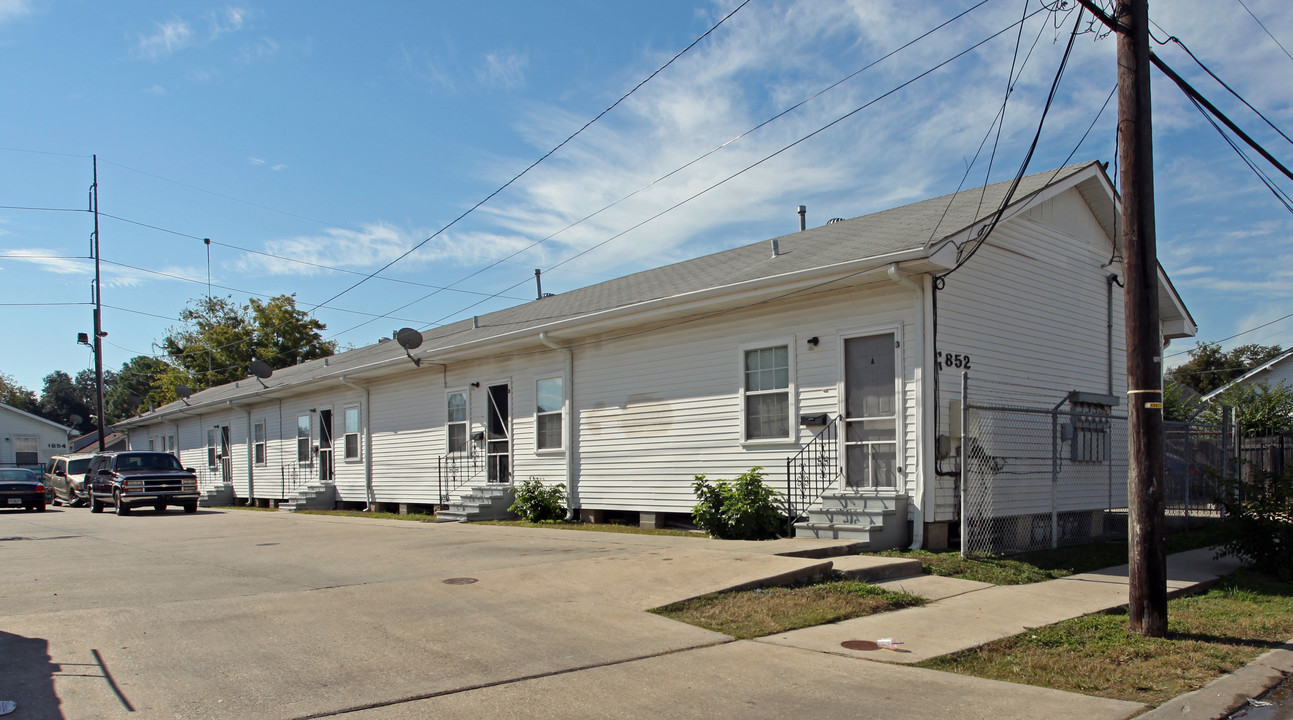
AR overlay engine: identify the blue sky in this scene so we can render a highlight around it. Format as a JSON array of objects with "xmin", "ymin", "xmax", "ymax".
[{"xmin": 2, "ymin": 0, "xmax": 1291, "ymax": 394}]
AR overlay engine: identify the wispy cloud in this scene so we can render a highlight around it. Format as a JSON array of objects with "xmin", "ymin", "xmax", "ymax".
[
  {"xmin": 478, "ymin": 50, "xmax": 528, "ymax": 90},
  {"xmin": 236, "ymin": 223, "xmax": 425, "ymax": 276},
  {"xmin": 0, "ymin": 0, "xmax": 33, "ymax": 26},
  {"xmin": 133, "ymin": 5, "xmax": 251, "ymax": 61}
]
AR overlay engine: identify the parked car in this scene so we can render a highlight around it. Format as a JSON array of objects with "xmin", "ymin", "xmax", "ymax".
[
  {"xmin": 46, "ymin": 453, "xmax": 96, "ymax": 507},
  {"xmin": 0, "ymin": 467, "xmax": 47, "ymax": 512},
  {"xmin": 87, "ymin": 451, "xmax": 200, "ymax": 515}
]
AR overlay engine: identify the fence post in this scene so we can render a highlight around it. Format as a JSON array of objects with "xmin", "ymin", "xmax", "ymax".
[
  {"xmin": 786, "ymin": 456, "xmax": 793, "ymax": 537},
  {"xmin": 960, "ymin": 372, "xmax": 969, "ymax": 558},
  {"xmin": 1184, "ymin": 422, "xmax": 1192, "ymax": 527},
  {"xmin": 1051, "ymin": 406, "xmax": 1059, "ymax": 549}
]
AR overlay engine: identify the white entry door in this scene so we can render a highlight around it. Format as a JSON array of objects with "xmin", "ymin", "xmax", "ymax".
[{"xmin": 843, "ymin": 333, "xmax": 899, "ymax": 488}]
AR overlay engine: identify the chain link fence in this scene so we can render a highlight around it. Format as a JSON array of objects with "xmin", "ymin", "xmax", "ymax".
[{"xmin": 959, "ymin": 375, "xmax": 1231, "ymax": 557}]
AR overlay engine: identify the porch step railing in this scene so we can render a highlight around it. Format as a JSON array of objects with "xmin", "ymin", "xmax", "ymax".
[
  {"xmin": 438, "ymin": 451, "xmax": 483, "ymax": 507},
  {"xmin": 785, "ymin": 415, "xmax": 843, "ymax": 535}
]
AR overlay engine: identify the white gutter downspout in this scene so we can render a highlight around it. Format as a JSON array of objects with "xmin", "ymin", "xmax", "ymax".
[
  {"xmin": 538, "ymin": 332, "xmax": 576, "ymax": 518},
  {"xmin": 339, "ymin": 377, "xmax": 373, "ymax": 511},
  {"xmin": 888, "ymin": 263, "xmax": 926, "ymax": 551}
]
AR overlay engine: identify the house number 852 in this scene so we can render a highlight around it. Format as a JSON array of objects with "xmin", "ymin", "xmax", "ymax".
[{"xmin": 937, "ymin": 352, "xmax": 971, "ymax": 370}]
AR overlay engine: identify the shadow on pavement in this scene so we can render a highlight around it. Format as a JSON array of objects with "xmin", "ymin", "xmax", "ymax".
[{"xmin": 0, "ymin": 631, "xmax": 63, "ymax": 719}]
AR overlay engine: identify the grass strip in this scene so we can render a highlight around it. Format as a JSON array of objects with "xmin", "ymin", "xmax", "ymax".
[
  {"xmin": 879, "ymin": 522, "xmax": 1232, "ymax": 585},
  {"xmin": 651, "ymin": 578, "xmax": 924, "ymax": 639},
  {"xmin": 916, "ymin": 569, "xmax": 1293, "ymax": 707}
]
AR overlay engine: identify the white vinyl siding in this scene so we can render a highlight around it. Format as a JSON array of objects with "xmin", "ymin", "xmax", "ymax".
[
  {"xmin": 933, "ymin": 187, "xmax": 1128, "ymax": 521},
  {"xmin": 13, "ymin": 436, "xmax": 38, "ymax": 465}
]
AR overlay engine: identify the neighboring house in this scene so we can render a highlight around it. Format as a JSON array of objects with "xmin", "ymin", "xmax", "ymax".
[
  {"xmin": 70, "ymin": 430, "xmax": 129, "ymax": 453},
  {"xmin": 114, "ymin": 161, "xmax": 1195, "ymax": 549},
  {"xmin": 1202, "ymin": 348, "xmax": 1293, "ymax": 402},
  {"xmin": 1, "ymin": 402, "xmax": 76, "ymax": 470}
]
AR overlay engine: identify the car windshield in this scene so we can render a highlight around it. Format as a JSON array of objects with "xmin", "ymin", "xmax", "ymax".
[
  {"xmin": 112, "ymin": 453, "xmax": 184, "ymax": 472},
  {"xmin": 68, "ymin": 458, "xmax": 91, "ymax": 474}
]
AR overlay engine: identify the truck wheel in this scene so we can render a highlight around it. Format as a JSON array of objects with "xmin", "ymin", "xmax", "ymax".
[
  {"xmin": 154, "ymin": 502, "xmax": 166, "ymax": 512},
  {"xmin": 114, "ymin": 491, "xmax": 130, "ymax": 515},
  {"xmin": 183, "ymin": 502, "xmax": 198, "ymax": 514},
  {"xmin": 90, "ymin": 495, "xmax": 103, "ymax": 513}
]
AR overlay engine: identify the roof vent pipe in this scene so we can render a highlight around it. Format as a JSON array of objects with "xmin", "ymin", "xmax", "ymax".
[
  {"xmin": 472, "ymin": 315, "xmax": 479, "ymax": 329},
  {"xmin": 798, "ymin": 205, "xmax": 807, "ymax": 231},
  {"xmin": 534, "ymin": 268, "xmax": 543, "ymax": 300},
  {"xmin": 770, "ymin": 238, "xmax": 780, "ymax": 258}
]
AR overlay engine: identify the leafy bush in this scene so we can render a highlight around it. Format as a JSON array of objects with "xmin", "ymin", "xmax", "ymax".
[
  {"xmin": 691, "ymin": 467, "xmax": 784, "ymax": 540},
  {"xmin": 509, "ymin": 477, "xmax": 566, "ymax": 522},
  {"xmin": 1214, "ymin": 465, "xmax": 1293, "ymax": 580}
]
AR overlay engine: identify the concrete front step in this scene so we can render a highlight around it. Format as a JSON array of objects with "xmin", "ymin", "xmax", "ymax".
[
  {"xmin": 199, "ymin": 483, "xmax": 235, "ymax": 508},
  {"xmin": 278, "ymin": 484, "xmax": 335, "ymax": 511},
  {"xmin": 794, "ymin": 521, "xmax": 881, "ymax": 544},
  {"xmin": 435, "ymin": 484, "xmax": 517, "ymax": 522},
  {"xmin": 805, "ymin": 507, "xmax": 897, "ymax": 526},
  {"xmin": 818, "ymin": 492, "xmax": 905, "ymax": 511},
  {"xmin": 830, "ymin": 555, "xmax": 923, "ymax": 582}
]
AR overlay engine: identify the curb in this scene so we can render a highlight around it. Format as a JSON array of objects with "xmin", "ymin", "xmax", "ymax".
[{"xmin": 1139, "ymin": 642, "xmax": 1293, "ymax": 720}]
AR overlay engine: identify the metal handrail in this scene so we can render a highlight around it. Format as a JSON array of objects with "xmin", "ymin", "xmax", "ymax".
[
  {"xmin": 785, "ymin": 415, "xmax": 843, "ymax": 535},
  {"xmin": 438, "ymin": 450, "xmax": 483, "ymax": 507}
]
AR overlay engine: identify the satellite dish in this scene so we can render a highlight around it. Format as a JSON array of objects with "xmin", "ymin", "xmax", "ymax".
[
  {"xmin": 176, "ymin": 385, "xmax": 192, "ymax": 399},
  {"xmin": 395, "ymin": 328, "xmax": 423, "ymax": 367},
  {"xmin": 396, "ymin": 328, "xmax": 423, "ymax": 350},
  {"xmin": 69, "ymin": 414, "xmax": 83, "ymax": 426},
  {"xmin": 250, "ymin": 359, "xmax": 273, "ymax": 379}
]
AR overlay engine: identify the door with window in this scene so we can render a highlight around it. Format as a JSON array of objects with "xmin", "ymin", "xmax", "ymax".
[
  {"xmin": 843, "ymin": 333, "xmax": 900, "ymax": 489},
  {"xmin": 486, "ymin": 384, "xmax": 510, "ymax": 483},
  {"xmin": 219, "ymin": 425, "xmax": 232, "ymax": 486},
  {"xmin": 318, "ymin": 409, "xmax": 334, "ymax": 485}
]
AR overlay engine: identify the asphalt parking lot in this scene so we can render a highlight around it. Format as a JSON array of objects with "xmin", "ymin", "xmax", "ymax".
[{"xmin": 1, "ymin": 507, "xmax": 1143, "ymax": 719}]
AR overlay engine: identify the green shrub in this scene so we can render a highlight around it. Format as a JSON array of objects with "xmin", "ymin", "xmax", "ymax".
[
  {"xmin": 509, "ymin": 477, "xmax": 566, "ymax": 522},
  {"xmin": 1214, "ymin": 464, "xmax": 1293, "ymax": 580},
  {"xmin": 691, "ymin": 467, "xmax": 784, "ymax": 540}
]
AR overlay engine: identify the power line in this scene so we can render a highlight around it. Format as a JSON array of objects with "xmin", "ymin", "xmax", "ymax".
[
  {"xmin": 1165, "ymin": 311, "xmax": 1293, "ymax": 359},
  {"xmin": 306, "ymin": 0, "xmax": 756, "ymax": 314},
  {"xmin": 380, "ymin": 6, "xmax": 1050, "ymax": 338},
  {"xmin": 1235, "ymin": 0, "xmax": 1293, "ymax": 64},
  {"xmin": 327, "ymin": 0, "xmax": 1001, "ymax": 341}
]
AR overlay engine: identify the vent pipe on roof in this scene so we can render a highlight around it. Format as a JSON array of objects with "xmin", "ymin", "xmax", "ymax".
[
  {"xmin": 472, "ymin": 315, "xmax": 479, "ymax": 329},
  {"xmin": 798, "ymin": 205, "xmax": 807, "ymax": 231},
  {"xmin": 534, "ymin": 268, "xmax": 543, "ymax": 300},
  {"xmin": 771, "ymin": 238, "xmax": 780, "ymax": 258}
]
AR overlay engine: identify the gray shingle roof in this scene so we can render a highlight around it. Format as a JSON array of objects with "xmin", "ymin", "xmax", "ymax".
[{"xmin": 120, "ymin": 161, "xmax": 1102, "ymax": 423}]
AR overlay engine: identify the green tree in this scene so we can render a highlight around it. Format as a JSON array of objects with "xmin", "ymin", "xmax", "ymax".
[
  {"xmin": 1162, "ymin": 380, "xmax": 1203, "ymax": 422},
  {"xmin": 0, "ymin": 372, "xmax": 38, "ymax": 412},
  {"xmin": 1169, "ymin": 342, "xmax": 1283, "ymax": 395},
  {"xmin": 39, "ymin": 371, "xmax": 93, "ymax": 433},
  {"xmin": 159, "ymin": 294, "xmax": 336, "ymax": 395},
  {"xmin": 1200, "ymin": 381, "xmax": 1293, "ymax": 437},
  {"xmin": 106, "ymin": 356, "xmax": 172, "ymax": 419}
]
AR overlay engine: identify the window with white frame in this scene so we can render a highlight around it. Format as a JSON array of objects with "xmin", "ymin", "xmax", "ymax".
[
  {"xmin": 343, "ymin": 405, "xmax": 360, "ymax": 461},
  {"xmin": 297, "ymin": 415, "xmax": 311, "ymax": 463},
  {"xmin": 742, "ymin": 345, "xmax": 791, "ymax": 441},
  {"xmin": 13, "ymin": 436, "xmax": 38, "ymax": 465},
  {"xmin": 253, "ymin": 421, "xmax": 267, "ymax": 465},
  {"xmin": 446, "ymin": 391, "xmax": 468, "ymax": 453},
  {"xmin": 535, "ymin": 377, "xmax": 564, "ymax": 451},
  {"xmin": 207, "ymin": 429, "xmax": 218, "ymax": 468}
]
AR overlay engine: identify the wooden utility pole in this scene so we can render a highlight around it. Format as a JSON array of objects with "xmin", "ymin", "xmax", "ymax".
[
  {"xmin": 1117, "ymin": 0, "xmax": 1167, "ymax": 637},
  {"xmin": 92, "ymin": 155, "xmax": 107, "ymax": 453}
]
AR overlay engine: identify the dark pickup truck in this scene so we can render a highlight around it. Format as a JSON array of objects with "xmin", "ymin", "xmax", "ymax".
[{"xmin": 88, "ymin": 451, "xmax": 201, "ymax": 515}]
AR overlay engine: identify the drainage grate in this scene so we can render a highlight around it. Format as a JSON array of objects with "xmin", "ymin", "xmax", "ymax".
[{"xmin": 442, "ymin": 577, "xmax": 478, "ymax": 585}]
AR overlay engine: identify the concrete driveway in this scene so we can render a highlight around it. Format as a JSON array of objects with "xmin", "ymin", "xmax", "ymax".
[{"xmin": 1, "ymin": 508, "xmax": 1141, "ymax": 719}]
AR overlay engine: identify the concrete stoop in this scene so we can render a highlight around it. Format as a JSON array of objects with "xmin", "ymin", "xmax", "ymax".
[
  {"xmin": 198, "ymin": 482, "xmax": 235, "ymax": 508},
  {"xmin": 793, "ymin": 492, "xmax": 909, "ymax": 550},
  {"xmin": 278, "ymin": 483, "xmax": 335, "ymax": 511},
  {"xmin": 436, "ymin": 484, "xmax": 517, "ymax": 522}
]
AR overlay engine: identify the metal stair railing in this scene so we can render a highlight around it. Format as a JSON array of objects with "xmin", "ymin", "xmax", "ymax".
[
  {"xmin": 785, "ymin": 415, "xmax": 843, "ymax": 535},
  {"xmin": 438, "ymin": 450, "xmax": 483, "ymax": 507}
]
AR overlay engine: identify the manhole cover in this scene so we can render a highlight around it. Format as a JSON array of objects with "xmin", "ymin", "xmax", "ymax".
[
  {"xmin": 443, "ymin": 577, "xmax": 478, "ymax": 585},
  {"xmin": 841, "ymin": 640, "xmax": 880, "ymax": 651}
]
